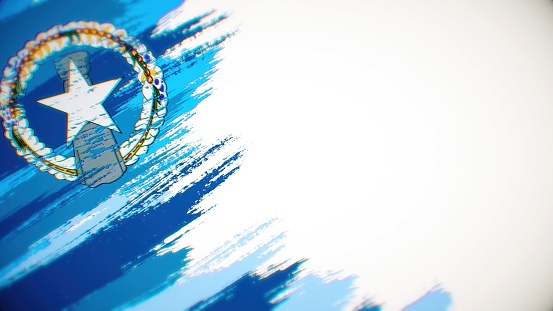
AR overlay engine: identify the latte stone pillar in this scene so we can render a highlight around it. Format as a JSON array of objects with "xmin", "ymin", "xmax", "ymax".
[{"xmin": 53, "ymin": 51, "xmax": 126, "ymax": 187}]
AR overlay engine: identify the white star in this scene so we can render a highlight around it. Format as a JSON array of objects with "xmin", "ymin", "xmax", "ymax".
[{"xmin": 37, "ymin": 59, "xmax": 122, "ymax": 145}]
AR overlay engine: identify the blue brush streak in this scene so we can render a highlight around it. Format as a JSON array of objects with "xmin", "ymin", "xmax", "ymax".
[
  {"xmin": 1, "ymin": 6, "xmax": 225, "ymax": 173},
  {"xmin": 0, "ymin": 141, "xmax": 243, "ymax": 310},
  {"xmin": 69, "ymin": 247, "xmax": 191, "ymax": 311},
  {"xmin": 0, "ymin": 0, "xmax": 182, "ymax": 174},
  {"xmin": 0, "ymin": 17, "xmax": 231, "ymax": 251},
  {"xmin": 347, "ymin": 297, "xmax": 382, "ymax": 311},
  {"xmin": 126, "ymin": 228, "xmax": 286, "ymax": 311},
  {"xmin": 402, "ymin": 288, "xmax": 452, "ymax": 311},
  {"xmin": 0, "ymin": 0, "xmax": 46, "ymax": 22},
  {"xmin": 275, "ymin": 274, "xmax": 381, "ymax": 311},
  {"xmin": 0, "ymin": 3, "xmax": 329, "ymax": 311},
  {"xmin": 356, "ymin": 303, "xmax": 382, "ymax": 311},
  {"xmin": 0, "ymin": 180, "xmax": 79, "ymax": 242}
]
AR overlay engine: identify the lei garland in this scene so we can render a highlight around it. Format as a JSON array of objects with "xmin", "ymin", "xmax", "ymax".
[{"xmin": 0, "ymin": 21, "xmax": 168, "ymax": 181}]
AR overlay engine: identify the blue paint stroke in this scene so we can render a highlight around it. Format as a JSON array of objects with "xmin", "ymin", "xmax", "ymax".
[
  {"xmin": 353, "ymin": 301, "xmax": 382, "ymax": 311},
  {"xmin": 275, "ymin": 275, "xmax": 381, "ymax": 311},
  {"xmin": 402, "ymin": 287, "xmax": 452, "ymax": 311},
  {"xmin": 0, "ymin": 139, "xmax": 243, "ymax": 310},
  {"xmin": 68, "ymin": 247, "xmax": 191, "ymax": 311},
  {"xmin": 0, "ymin": 12, "xmax": 232, "ymax": 259},
  {"xmin": 121, "ymin": 224, "xmax": 287, "ymax": 311},
  {"xmin": 187, "ymin": 260, "xmax": 306, "ymax": 311},
  {"xmin": 0, "ymin": 0, "xmax": 48, "ymax": 22},
  {"xmin": 180, "ymin": 263, "xmax": 382, "ymax": 311},
  {"xmin": 0, "ymin": 10, "xmax": 241, "ymax": 311},
  {"xmin": 0, "ymin": 0, "xmax": 183, "ymax": 173}
]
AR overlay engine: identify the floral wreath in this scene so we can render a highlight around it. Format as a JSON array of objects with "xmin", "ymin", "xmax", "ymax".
[{"xmin": 0, "ymin": 21, "xmax": 168, "ymax": 181}]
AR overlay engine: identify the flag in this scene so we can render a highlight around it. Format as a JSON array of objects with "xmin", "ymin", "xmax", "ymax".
[{"xmin": 1, "ymin": 0, "xmax": 553, "ymax": 310}]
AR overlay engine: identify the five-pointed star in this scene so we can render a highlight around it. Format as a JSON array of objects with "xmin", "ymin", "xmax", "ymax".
[{"xmin": 37, "ymin": 59, "xmax": 122, "ymax": 145}]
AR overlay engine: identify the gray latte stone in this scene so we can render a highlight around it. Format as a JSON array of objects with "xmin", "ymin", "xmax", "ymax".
[{"xmin": 54, "ymin": 51, "xmax": 126, "ymax": 187}]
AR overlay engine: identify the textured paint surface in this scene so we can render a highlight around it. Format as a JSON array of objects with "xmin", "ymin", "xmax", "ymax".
[
  {"xmin": 3, "ymin": 0, "xmax": 553, "ymax": 311},
  {"xmin": 403, "ymin": 288, "xmax": 452, "ymax": 311},
  {"xmin": 0, "ymin": 2, "xmax": 400, "ymax": 309},
  {"xmin": 0, "ymin": 1, "xmax": 352, "ymax": 310}
]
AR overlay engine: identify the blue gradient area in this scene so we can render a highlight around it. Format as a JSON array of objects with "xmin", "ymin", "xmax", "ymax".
[
  {"xmin": 0, "ymin": 0, "xmax": 182, "ymax": 174},
  {"xmin": 403, "ymin": 288, "xmax": 452, "ymax": 311},
  {"xmin": 0, "ymin": 3, "xmax": 245, "ymax": 310},
  {"xmin": 0, "ymin": 140, "xmax": 243, "ymax": 310},
  {"xmin": 129, "ymin": 230, "xmax": 288, "ymax": 310},
  {"xmin": 188, "ymin": 261, "xmax": 305, "ymax": 311},
  {"xmin": 73, "ymin": 248, "xmax": 191, "ymax": 310},
  {"xmin": 277, "ymin": 275, "xmax": 357, "ymax": 311},
  {"xmin": 276, "ymin": 275, "xmax": 381, "ymax": 311}
]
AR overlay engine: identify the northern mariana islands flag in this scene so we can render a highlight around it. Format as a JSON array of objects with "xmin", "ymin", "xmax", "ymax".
[{"xmin": 1, "ymin": 0, "xmax": 553, "ymax": 310}]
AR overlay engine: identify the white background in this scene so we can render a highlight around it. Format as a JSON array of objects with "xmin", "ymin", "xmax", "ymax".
[{"xmin": 166, "ymin": 0, "xmax": 553, "ymax": 310}]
